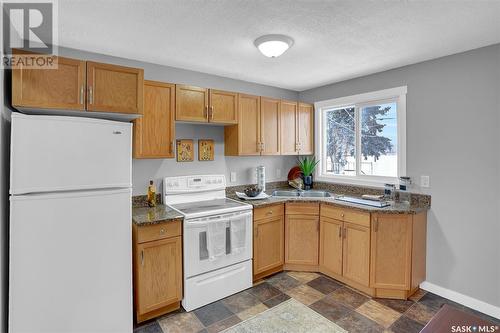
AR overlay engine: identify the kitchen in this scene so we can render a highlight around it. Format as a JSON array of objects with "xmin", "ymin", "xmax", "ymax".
[{"xmin": 1, "ymin": 1, "xmax": 499, "ymax": 333}]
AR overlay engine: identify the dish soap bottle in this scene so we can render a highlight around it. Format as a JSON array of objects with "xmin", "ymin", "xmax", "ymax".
[{"xmin": 147, "ymin": 180, "xmax": 156, "ymax": 207}]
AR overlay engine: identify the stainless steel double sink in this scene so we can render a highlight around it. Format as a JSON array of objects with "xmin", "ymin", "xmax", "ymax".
[{"xmin": 271, "ymin": 190, "xmax": 332, "ymax": 198}]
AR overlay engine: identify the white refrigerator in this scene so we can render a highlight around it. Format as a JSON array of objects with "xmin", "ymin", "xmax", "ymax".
[{"xmin": 9, "ymin": 113, "xmax": 133, "ymax": 333}]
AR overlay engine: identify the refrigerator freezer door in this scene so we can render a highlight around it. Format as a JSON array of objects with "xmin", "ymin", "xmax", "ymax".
[
  {"xmin": 10, "ymin": 113, "xmax": 132, "ymax": 194},
  {"xmin": 9, "ymin": 188, "xmax": 132, "ymax": 333}
]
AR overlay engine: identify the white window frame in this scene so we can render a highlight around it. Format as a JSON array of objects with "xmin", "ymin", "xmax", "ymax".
[{"xmin": 314, "ymin": 86, "xmax": 407, "ymax": 187}]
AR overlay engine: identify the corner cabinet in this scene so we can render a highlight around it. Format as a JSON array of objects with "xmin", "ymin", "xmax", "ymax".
[
  {"xmin": 133, "ymin": 80, "xmax": 175, "ymax": 159},
  {"xmin": 280, "ymin": 101, "xmax": 314, "ymax": 155},
  {"xmin": 225, "ymin": 95, "xmax": 281, "ymax": 156},
  {"xmin": 133, "ymin": 220, "xmax": 183, "ymax": 323},
  {"xmin": 284, "ymin": 203, "xmax": 319, "ymax": 270},
  {"xmin": 12, "ymin": 56, "xmax": 144, "ymax": 115}
]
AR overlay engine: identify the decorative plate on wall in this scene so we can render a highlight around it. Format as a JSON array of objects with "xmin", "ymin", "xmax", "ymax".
[
  {"xmin": 198, "ymin": 139, "xmax": 214, "ymax": 161},
  {"xmin": 176, "ymin": 139, "xmax": 194, "ymax": 162}
]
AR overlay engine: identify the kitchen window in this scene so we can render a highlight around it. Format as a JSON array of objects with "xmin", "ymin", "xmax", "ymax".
[{"xmin": 314, "ymin": 86, "xmax": 407, "ymax": 186}]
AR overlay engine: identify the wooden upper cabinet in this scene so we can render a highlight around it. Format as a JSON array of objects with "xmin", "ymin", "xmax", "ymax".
[
  {"xmin": 133, "ymin": 80, "xmax": 175, "ymax": 159},
  {"xmin": 224, "ymin": 94, "xmax": 260, "ymax": 156},
  {"xmin": 298, "ymin": 102, "xmax": 314, "ymax": 155},
  {"xmin": 260, "ymin": 97, "xmax": 281, "ymax": 155},
  {"xmin": 135, "ymin": 236, "xmax": 182, "ymax": 317},
  {"xmin": 253, "ymin": 215, "xmax": 284, "ymax": 276},
  {"xmin": 343, "ymin": 222, "xmax": 370, "ymax": 287},
  {"xmin": 209, "ymin": 89, "xmax": 238, "ymax": 124},
  {"xmin": 370, "ymin": 214, "xmax": 412, "ymax": 290},
  {"xmin": 86, "ymin": 61, "xmax": 144, "ymax": 114},
  {"xmin": 280, "ymin": 100, "xmax": 298, "ymax": 155},
  {"xmin": 175, "ymin": 85, "xmax": 208, "ymax": 122},
  {"xmin": 319, "ymin": 217, "xmax": 343, "ymax": 276},
  {"xmin": 12, "ymin": 56, "xmax": 86, "ymax": 110}
]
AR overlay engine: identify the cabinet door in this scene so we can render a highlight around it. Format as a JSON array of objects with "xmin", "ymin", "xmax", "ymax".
[
  {"xmin": 239, "ymin": 94, "xmax": 261, "ymax": 155},
  {"xmin": 209, "ymin": 89, "xmax": 238, "ymax": 124},
  {"xmin": 280, "ymin": 100, "xmax": 298, "ymax": 155},
  {"xmin": 342, "ymin": 222, "xmax": 370, "ymax": 286},
  {"xmin": 12, "ymin": 56, "xmax": 86, "ymax": 110},
  {"xmin": 260, "ymin": 97, "xmax": 280, "ymax": 155},
  {"xmin": 285, "ymin": 214, "xmax": 319, "ymax": 265},
  {"xmin": 253, "ymin": 216, "xmax": 284, "ymax": 276},
  {"xmin": 133, "ymin": 81, "xmax": 175, "ymax": 158},
  {"xmin": 319, "ymin": 217, "xmax": 343, "ymax": 276},
  {"xmin": 298, "ymin": 103, "xmax": 314, "ymax": 155},
  {"xmin": 370, "ymin": 214, "xmax": 412, "ymax": 289},
  {"xmin": 136, "ymin": 236, "xmax": 182, "ymax": 315},
  {"xmin": 175, "ymin": 85, "xmax": 208, "ymax": 122},
  {"xmin": 86, "ymin": 61, "xmax": 143, "ymax": 114}
]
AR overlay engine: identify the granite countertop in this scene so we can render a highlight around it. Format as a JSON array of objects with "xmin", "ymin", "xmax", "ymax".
[
  {"xmin": 132, "ymin": 204, "xmax": 183, "ymax": 226},
  {"xmin": 228, "ymin": 191, "xmax": 429, "ymax": 214}
]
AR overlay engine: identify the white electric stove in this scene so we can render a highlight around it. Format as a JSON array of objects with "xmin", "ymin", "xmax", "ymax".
[{"xmin": 163, "ymin": 175, "xmax": 253, "ymax": 311}]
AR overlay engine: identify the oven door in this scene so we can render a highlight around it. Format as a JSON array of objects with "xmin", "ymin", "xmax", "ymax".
[{"xmin": 183, "ymin": 210, "xmax": 252, "ymax": 278}]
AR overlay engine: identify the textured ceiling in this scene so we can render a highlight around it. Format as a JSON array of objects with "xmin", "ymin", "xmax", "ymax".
[{"xmin": 59, "ymin": 0, "xmax": 500, "ymax": 91}]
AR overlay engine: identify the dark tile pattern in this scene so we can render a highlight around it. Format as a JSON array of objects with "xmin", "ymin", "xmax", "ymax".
[
  {"xmin": 221, "ymin": 291, "xmax": 260, "ymax": 313},
  {"xmin": 389, "ymin": 315, "xmax": 425, "ymax": 333},
  {"xmin": 262, "ymin": 293, "xmax": 291, "ymax": 308},
  {"xmin": 374, "ymin": 297, "xmax": 415, "ymax": 313},
  {"xmin": 307, "ymin": 276, "xmax": 343, "ymax": 294},
  {"xmin": 265, "ymin": 272, "xmax": 302, "ymax": 292},
  {"xmin": 336, "ymin": 311, "xmax": 385, "ymax": 333},
  {"xmin": 328, "ymin": 286, "xmax": 369, "ymax": 309},
  {"xmin": 247, "ymin": 282, "xmax": 283, "ymax": 302},
  {"xmin": 193, "ymin": 301, "xmax": 234, "ymax": 327},
  {"xmin": 133, "ymin": 321, "xmax": 163, "ymax": 333},
  {"xmin": 310, "ymin": 297, "xmax": 353, "ymax": 321},
  {"xmin": 134, "ymin": 271, "xmax": 496, "ymax": 333}
]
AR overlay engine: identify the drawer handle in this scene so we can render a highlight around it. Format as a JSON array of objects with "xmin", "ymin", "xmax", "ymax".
[
  {"xmin": 113, "ymin": 131, "xmax": 122, "ymax": 135},
  {"xmin": 266, "ymin": 211, "xmax": 273, "ymax": 215}
]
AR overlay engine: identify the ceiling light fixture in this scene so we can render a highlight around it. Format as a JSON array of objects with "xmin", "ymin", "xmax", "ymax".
[{"xmin": 254, "ymin": 34, "xmax": 294, "ymax": 58}]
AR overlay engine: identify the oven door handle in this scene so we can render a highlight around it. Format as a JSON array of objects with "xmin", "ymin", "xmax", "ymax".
[{"xmin": 185, "ymin": 211, "xmax": 252, "ymax": 227}]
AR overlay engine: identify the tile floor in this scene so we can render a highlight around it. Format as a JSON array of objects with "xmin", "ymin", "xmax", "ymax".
[{"xmin": 134, "ymin": 271, "xmax": 500, "ymax": 333}]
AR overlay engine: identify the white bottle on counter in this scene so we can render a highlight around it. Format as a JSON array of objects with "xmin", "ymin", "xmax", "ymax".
[{"xmin": 256, "ymin": 166, "xmax": 265, "ymax": 191}]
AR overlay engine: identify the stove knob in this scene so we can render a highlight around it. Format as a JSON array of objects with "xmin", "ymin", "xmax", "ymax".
[
  {"xmin": 174, "ymin": 182, "xmax": 179, "ymax": 187},
  {"xmin": 217, "ymin": 179, "xmax": 222, "ymax": 183},
  {"xmin": 167, "ymin": 182, "xmax": 173, "ymax": 187}
]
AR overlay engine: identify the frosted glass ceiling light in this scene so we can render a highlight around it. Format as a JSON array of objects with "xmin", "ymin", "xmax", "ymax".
[{"xmin": 254, "ymin": 34, "xmax": 294, "ymax": 58}]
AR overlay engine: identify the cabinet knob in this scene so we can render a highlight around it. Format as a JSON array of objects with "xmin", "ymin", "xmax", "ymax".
[
  {"xmin": 160, "ymin": 228, "xmax": 165, "ymax": 234},
  {"xmin": 341, "ymin": 213, "xmax": 345, "ymax": 218}
]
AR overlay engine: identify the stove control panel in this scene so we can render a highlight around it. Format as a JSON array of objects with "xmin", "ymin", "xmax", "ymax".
[{"xmin": 164, "ymin": 175, "xmax": 226, "ymax": 193}]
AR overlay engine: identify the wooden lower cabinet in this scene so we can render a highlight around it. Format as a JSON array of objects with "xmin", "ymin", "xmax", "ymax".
[
  {"xmin": 371, "ymin": 212, "xmax": 427, "ymax": 297},
  {"xmin": 284, "ymin": 203, "xmax": 319, "ymax": 270},
  {"xmin": 133, "ymin": 221, "xmax": 182, "ymax": 323},
  {"xmin": 319, "ymin": 217, "xmax": 343, "ymax": 276},
  {"xmin": 342, "ymin": 222, "xmax": 370, "ymax": 286},
  {"xmin": 253, "ymin": 204, "xmax": 284, "ymax": 280}
]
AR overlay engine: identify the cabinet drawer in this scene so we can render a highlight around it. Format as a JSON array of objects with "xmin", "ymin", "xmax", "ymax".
[
  {"xmin": 254, "ymin": 204, "xmax": 284, "ymax": 220},
  {"xmin": 286, "ymin": 202, "xmax": 319, "ymax": 215},
  {"xmin": 320, "ymin": 204, "xmax": 370, "ymax": 227},
  {"xmin": 136, "ymin": 220, "xmax": 182, "ymax": 243}
]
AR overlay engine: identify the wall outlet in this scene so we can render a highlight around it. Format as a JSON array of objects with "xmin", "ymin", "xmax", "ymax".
[
  {"xmin": 276, "ymin": 168, "xmax": 281, "ymax": 179},
  {"xmin": 230, "ymin": 172, "xmax": 236, "ymax": 183},
  {"xmin": 420, "ymin": 175, "xmax": 430, "ymax": 188}
]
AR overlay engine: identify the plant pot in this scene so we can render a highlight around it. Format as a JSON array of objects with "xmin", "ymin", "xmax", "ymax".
[{"xmin": 304, "ymin": 175, "xmax": 313, "ymax": 190}]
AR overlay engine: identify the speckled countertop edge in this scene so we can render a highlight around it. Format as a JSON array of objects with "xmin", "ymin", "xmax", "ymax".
[
  {"xmin": 227, "ymin": 193, "xmax": 428, "ymax": 214},
  {"xmin": 132, "ymin": 204, "xmax": 183, "ymax": 226}
]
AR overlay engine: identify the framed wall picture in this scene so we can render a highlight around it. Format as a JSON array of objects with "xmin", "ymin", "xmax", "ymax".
[
  {"xmin": 176, "ymin": 139, "xmax": 194, "ymax": 162},
  {"xmin": 198, "ymin": 139, "xmax": 214, "ymax": 161}
]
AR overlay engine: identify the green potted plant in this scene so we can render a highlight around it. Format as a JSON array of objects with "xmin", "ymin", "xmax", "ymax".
[{"xmin": 297, "ymin": 156, "xmax": 319, "ymax": 190}]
